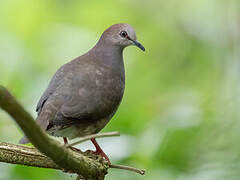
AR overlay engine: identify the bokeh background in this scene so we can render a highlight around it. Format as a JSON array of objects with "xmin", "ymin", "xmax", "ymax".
[{"xmin": 1, "ymin": 0, "xmax": 240, "ymax": 179}]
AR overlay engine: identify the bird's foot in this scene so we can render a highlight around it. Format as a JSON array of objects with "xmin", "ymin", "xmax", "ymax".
[{"xmin": 85, "ymin": 149, "xmax": 111, "ymax": 164}]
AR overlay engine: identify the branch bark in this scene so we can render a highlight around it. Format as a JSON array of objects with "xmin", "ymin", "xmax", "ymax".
[{"xmin": 0, "ymin": 142, "xmax": 60, "ymax": 170}]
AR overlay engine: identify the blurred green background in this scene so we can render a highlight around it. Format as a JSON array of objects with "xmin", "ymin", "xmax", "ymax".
[{"xmin": 1, "ymin": 0, "xmax": 240, "ymax": 179}]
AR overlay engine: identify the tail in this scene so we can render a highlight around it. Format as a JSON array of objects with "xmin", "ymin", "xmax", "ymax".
[{"xmin": 18, "ymin": 105, "xmax": 53, "ymax": 144}]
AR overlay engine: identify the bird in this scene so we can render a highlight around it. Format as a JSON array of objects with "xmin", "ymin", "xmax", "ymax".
[{"xmin": 19, "ymin": 23, "xmax": 145, "ymax": 163}]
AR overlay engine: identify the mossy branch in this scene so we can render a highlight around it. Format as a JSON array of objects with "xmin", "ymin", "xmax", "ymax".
[{"xmin": 0, "ymin": 142, "xmax": 61, "ymax": 170}]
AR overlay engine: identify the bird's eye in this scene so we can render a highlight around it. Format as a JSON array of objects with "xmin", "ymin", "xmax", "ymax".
[{"xmin": 120, "ymin": 31, "xmax": 128, "ymax": 38}]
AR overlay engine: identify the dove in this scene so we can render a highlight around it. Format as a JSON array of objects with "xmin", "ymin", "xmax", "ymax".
[{"xmin": 19, "ymin": 23, "xmax": 145, "ymax": 163}]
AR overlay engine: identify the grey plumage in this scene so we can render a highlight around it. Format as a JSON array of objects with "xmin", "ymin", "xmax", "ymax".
[{"xmin": 19, "ymin": 23, "xmax": 144, "ymax": 144}]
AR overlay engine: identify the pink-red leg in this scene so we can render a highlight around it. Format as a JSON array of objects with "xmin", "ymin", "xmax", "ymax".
[
  {"xmin": 63, "ymin": 137, "xmax": 68, "ymax": 145},
  {"xmin": 90, "ymin": 138, "xmax": 111, "ymax": 164}
]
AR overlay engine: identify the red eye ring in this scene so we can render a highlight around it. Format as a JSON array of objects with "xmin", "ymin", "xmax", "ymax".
[{"xmin": 120, "ymin": 31, "xmax": 128, "ymax": 38}]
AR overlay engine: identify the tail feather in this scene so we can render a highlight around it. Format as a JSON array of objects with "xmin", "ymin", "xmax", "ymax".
[{"xmin": 18, "ymin": 104, "xmax": 55, "ymax": 144}]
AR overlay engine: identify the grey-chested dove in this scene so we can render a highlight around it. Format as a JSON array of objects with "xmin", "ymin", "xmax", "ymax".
[{"xmin": 19, "ymin": 23, "xmax": 145, "ymax": 163}]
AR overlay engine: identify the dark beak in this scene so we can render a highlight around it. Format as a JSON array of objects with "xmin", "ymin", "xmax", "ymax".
[
  {"xmin": 132, "ymin": 40, "xmax": 145, "ymax": 51},
  {"xmin": 127, "ymin": 36, "xmax": 145, "ymax": 51}
]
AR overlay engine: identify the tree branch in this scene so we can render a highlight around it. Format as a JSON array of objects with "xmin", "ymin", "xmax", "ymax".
[
  {"xmin": 69, "ymin": 131, "xmax": 120, "ymax": 147},
  {"xmin": 0, "ymin": 85, "xmax": 108, "ymax": 180},
  {"xmin": 0, "ymin": 142, "xmax": 60, "ymax": 170},
  {"xmin": 109, "ymin": 164, "xmax": 145, "ymax": 175}
]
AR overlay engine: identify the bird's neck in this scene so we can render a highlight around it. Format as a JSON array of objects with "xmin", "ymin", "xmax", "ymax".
[{"xmin": 91, "ymin": 40, "xmax": 124, "ymax": 70}]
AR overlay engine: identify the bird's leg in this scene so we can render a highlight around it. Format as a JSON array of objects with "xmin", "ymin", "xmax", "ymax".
[
  {"xmin": 63, "ymin": 137, "xmax": 68, "ymax": 145},
  {"xmin": 89, "ymin": 138, "xmax": 111, "ymax": 164},
  {"xmin": 63, "ymin": 137, "xmax": 81, "ymax": 152}
]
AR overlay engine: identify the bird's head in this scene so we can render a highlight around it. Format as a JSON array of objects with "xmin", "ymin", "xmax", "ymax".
[{"xmin": 100, "ymin": 23, "xmax": 145, "ymax": 51}]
